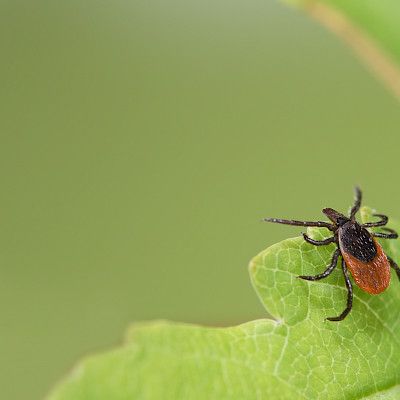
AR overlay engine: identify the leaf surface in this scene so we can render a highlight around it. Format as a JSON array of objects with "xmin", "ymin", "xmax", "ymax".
[{"xmin": 47, "ymin": 207, "xmax": 400, "ymax": 400}]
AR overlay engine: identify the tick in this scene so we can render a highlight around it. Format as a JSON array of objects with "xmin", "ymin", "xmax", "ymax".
[{"xmin": 263, "ymin": 187, "xmax": 400, "ymax": 321}]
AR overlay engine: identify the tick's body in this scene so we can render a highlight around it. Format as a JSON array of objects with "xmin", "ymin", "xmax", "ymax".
[
  {"xmin": 264, "ymin": 188, "xmax": 399, "ymax": 321},
  {"xmin": 338, "ymin": 222, "xmax": 390, "ymax": 295}
]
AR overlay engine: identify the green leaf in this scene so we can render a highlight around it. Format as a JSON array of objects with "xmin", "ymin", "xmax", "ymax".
[
  {"xmin": 47, "ymin": 207, "xmax": 400, "ymax": 400},
  {"xmin": 284, "ymin": 0, "xmax": 400, "ymax": 99}
]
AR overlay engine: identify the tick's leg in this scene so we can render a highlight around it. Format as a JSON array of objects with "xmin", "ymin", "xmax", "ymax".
[
  {"xmin": 349, "ymin": 186, "xmax": 362, "ymax": 219},
  {"xmin": 388, "ymin": 256, "xmax": 400, "ymax": 281},
  {"xmin": 373, "ymin": 227, "xmax": 398, "ymax": 239},
  {"xmin": 298, "ymin": 249, "xmax": 340, "ymax": 281},
  {"xmin": 302, "ymin": 234, "xmax": 335, "ymax": 246},
  {"xmin": 326, "ymin": 259, "xmax": 353, "ymax": 322},
  {"xmin": 263, "ymin": 218, "xmax": 334, "ymax": 231},
  {"xmin": 362, "ymin": 214, "xmax": 388, "ymax": 228}
]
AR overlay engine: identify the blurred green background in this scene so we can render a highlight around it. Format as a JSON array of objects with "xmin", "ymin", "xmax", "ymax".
[{"xmin": 2, "ymin": 1, "xmax": 400, "ymax": 399}]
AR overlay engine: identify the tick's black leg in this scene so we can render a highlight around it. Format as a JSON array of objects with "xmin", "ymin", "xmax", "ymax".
[
  {"xmin": 373, "ymin": 227, "xmax": 398, "ymax": 239},
  {"xmin": 388, "ymin": 256, "xmax": 400, "ymax": 281},
  {"xmin": 263, "ymin": 218, "xmax": 334, "ymax": 231},
  {"xmin": 349, "ymin": 186, "xmax": 362, "ymax": 219},
  {"xmin": 298, "ymin": 249, "xmax": 340, "ymax": 281},
  {"xmin": 362, "ymin": 214, "xmax": 388, "ymax": 228},
  {"xmin": 302, "ymin": 234, "xmax": 335, "ymax": 246},
  {"xmin": 326, "ymin": 258, "xmax": 353, "ymax": 322}
]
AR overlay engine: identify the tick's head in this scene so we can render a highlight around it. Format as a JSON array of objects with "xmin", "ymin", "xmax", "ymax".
[{"xmin": 322, "ymin": 208, "xmax": 349, "ymax": 227}]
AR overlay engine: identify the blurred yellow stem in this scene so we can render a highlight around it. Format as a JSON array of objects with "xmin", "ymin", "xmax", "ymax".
[{"xmin": 302, "ymin": 1, "xmax": 400, "ymax": 100}]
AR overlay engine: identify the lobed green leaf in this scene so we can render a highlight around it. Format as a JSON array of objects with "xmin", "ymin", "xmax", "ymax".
[{"xmin": 47, "ymin": 207, "xmax": 400, "ymax": 400}]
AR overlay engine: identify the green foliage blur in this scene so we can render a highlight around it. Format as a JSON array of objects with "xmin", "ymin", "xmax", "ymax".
[{"xmin": 2, "ymin": 1, "xmax": 400, "ymax": 399}]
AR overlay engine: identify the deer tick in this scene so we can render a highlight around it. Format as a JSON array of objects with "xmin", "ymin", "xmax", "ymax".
[{"xmin": 264, "ymin": 187, "xmax": 400, "ymax": 321}]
